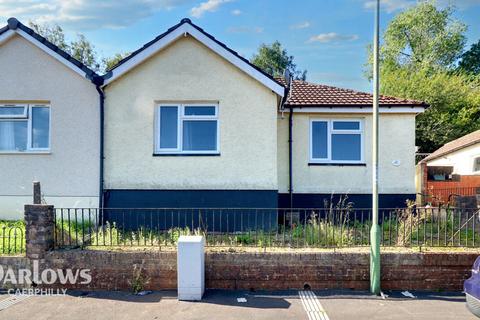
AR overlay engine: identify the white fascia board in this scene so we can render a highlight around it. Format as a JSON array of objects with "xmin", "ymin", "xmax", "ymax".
[
  {"xmin": 103, "ymin": 24, "xmax": 285, "ymax": 97},
  {"xmin": 0, "ymin": 29, "xmax": 15, "ymax": 45},
  {"xmin": 288, "ymin": 107, "xmax": 425, "ymax": 114},
  {"xmin": 0, "ymin": 29, "xmax": 90, "ymax": 79}
]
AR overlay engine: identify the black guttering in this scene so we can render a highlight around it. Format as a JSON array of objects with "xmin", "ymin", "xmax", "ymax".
[
  {"xmin": 103, "ymin": 18, "xmax": 285, "ymax": 89},
  {"xmin": 288, "ymin": 105, "xmax": 294, "ymax": 209},
  {"xmin": 95, "ymin": 86, "xmax": 105, "ymax": 209},
  {"xmin": 281, "ymin": 74, "xmax": 293, "ymax": 210}
]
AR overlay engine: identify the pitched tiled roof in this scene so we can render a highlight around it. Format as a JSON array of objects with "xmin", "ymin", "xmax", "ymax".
[
  {"xmin": 277, "ymin": 78, "xmax": 427, "ymax": 108},
  {"xmin": 422, "ymin": 130, "xmax": 480, "ymax": 162},
  {"xmin": 0, "ymin": 18, "xmax": 103, "ymax": 85}
]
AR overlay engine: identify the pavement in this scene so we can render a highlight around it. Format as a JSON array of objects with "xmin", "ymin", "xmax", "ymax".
[{"xmin": 0, "ymin": 289, "xmax": 476, "ymax": 320}]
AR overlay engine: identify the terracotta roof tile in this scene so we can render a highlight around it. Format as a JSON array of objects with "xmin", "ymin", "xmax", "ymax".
[
  {"xmin": 276, "ymin": 78, "xmax": 426, "ymax": 107},
  {"xmin": 422, "ymin": 130, "xmax": 480, "ymax": 162}
]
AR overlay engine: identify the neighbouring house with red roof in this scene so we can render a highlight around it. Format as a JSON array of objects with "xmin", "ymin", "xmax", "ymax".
[
  {"xmin": 417, "ymin": 130, "xmax": 480, "ymax": 206},
  {"xmin": 0, "ymin": 17, "xmax": 427, "ymax": 220}
]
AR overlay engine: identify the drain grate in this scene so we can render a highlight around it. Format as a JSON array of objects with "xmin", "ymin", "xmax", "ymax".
[
  {"xmin": 299, "ymin": 290, "xmax": 330, "ymax": 320},
  {"xmin": 0, "ymin": 294, "xmax": 31, "ymax": 311}
]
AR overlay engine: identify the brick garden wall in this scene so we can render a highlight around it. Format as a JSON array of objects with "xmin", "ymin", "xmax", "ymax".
[
  {"xmin": 32, "ymin": 250, "xmax": 477, "ymax": 292},
  {"xmin": 3, "ymin": 203, "xmax": 475, "ymax": 292}
]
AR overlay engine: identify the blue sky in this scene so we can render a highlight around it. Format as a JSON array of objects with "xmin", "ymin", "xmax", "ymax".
[{"xmin": 1, "ymin": 0, "xmax": 479, "ymax": 91}]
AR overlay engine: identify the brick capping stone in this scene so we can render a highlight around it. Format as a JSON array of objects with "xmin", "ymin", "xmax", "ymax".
[{"xmin": 24, "ymin": 204, "xmax": 55, "ymax": 259}]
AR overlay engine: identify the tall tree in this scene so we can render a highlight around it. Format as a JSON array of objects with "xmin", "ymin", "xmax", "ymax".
[
  {"xmin": 29, "ymin": 22, "xmax": 69, "ymax": 52},
  {"xmin": 28, "ymin": 21, "xmax": 125, "ymax": 73},
  {"xmin": 251, "ymin": 41, "xmax": 307, "ymax": 80},
  {"xmin": 458, "ymin": 40, "xmax": 480, "ymax": 75},
  {"xmin": 70, "ymin": 34, "xmax": 98, "ymax": 71},
  {"xmin": 365, "ymin": 1, "xmax": 479, "ymax": 153},
  {"xmin": 381, "ymin": 68, "xmax": 480, "ymax": 152},
  {"xmin": 379, "ymin": 0, "xmax": 466, "ymax": 72}
]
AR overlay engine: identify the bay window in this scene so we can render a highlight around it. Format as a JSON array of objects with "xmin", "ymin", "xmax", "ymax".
[
  {"xmin": 0, "ymin": 104, "xmax": 50, "ymax": 152},
  {"xmin": 155, "ymin": 103, "xmax": 219, "ymax": 154},
  {"xmin": 310, "ymin": 119, "xmax": 363, "ymax": 163}
]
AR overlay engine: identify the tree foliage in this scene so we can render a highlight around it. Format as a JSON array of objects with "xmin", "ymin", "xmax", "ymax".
[
  {"xmin": 380, "ymin": 1, "xmax": 466, "ymax": 71},
  {"xmin": 28, "ymin": 22, "xmax": 68, "ymax": 52},
  {"xmin": 381, "ymin": 68, "xmax": 480, "ymax": 152},
  {"xmin": 365, "ymin": 1, "xmax": 480, "ymax": 153},
  {"xmin": 102, "ymin": 52, "xmax": 130, "ymax": 72},
  {"xmin": 69, "ymin": 34, "xmax": 98, "ymax": 70},
  {"xmin": 458, "ymin": 40, "xmax": 480, "ymax": 75},
  {"xmin": 251, "ymin": 41, "xmax": 307, "ymax": 80},
  {"xmin": 28, "ymin": 21, "xmax": 126, "ymax": 73}
]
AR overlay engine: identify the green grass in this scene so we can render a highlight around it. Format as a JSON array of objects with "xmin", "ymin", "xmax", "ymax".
[
  {"xmin": 53, "ymin": 209, "xmax": 480, "ymax": 249},
  {"xmin": 379, "ymin": 210, "xmax": 480, "ymax": 247}
]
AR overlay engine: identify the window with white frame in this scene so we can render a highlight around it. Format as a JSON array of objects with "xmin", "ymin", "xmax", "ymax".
[
  {"xmin": 0, "ymin": 104, "xmax": 50, "ymax": 152},
  {"xmin": 155, "ymin": 103, "xmax": 219, "ymax": 154},
  {"xmin": 310, "ymin": 119, "xmax": 363, "ymax": 163}
]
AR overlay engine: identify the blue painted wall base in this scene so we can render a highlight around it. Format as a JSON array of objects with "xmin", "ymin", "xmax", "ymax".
[
  {"xmin": 278, "ymin": 193, "xmax": 416, "ymax": 209},
  {"xmin": 103, "ymin": 189, "xmax": 278, "ymax": 231},
  {"xmin": 102, "ymin": 190, "xmax": 415, "ymax": 230}
]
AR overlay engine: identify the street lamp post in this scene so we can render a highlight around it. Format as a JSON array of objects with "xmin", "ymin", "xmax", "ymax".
[{"xmin": 370, "ymin": 0, "xmax": 381, "ymax": 295}]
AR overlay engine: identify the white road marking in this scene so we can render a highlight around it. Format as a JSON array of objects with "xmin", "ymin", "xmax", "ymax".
[
  {"xmin": 299, "ymin": 290, "xmax": 330, "ymax": 320},
  {"xmin": 0, "ymin": 294, "xmax": 31, "ymax": 311}
]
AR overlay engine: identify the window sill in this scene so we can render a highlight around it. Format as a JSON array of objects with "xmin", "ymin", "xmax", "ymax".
[
  {"xmin": 0, "ymin": 151, "xmax": 51, "ymax": 155},
  {"xmin": 153, "ymin": 153, "xmax": 220, "ymax": 157},
  {"xmin": 308, "ymin": 162, "xmax": 366, "ymax": 166}
]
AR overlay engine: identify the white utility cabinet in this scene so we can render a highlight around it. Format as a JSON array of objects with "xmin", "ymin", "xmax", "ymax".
[{"xmin": 177, "ymin": 235, "xmax": 205, "ymax": 301}]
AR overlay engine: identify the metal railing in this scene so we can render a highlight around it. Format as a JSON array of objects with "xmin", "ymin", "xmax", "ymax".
[
  {"xmin": 0, "ymin": 224, "xmax": 25, "ymax": 254},
  {"xmin": 54, "ymin": 207, "xmax": 480, "ymax": 249}
]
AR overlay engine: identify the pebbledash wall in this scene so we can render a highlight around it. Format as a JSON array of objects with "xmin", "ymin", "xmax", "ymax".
[
  {"xmin": 277, "ymin": 112, "xmax": 417, "ymax": 208},
  {"xmin": 0, "ymin": 34, "xmax": 100, "ymax": 220},
  {"xmin": 103, "ymin": 35, "xmax": 280, "ymax": 209}
]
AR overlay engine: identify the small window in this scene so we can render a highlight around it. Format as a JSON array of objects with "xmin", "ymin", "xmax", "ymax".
[
  {"xmin": 310, "ymin": 119, "xmax": 363, "ymax": 163},
  {"xmin": 155, "ymin": 104, "xmax": 219, "ymax": 154},
  {"xmin": 184, "ymin": 106, "xmax": 216, "ymax": 116},
  {"xmin": 474, "ymin": 157, "xmax": 480, "ymax": 173},
  {"xmin": 332, "ymin": 121, "xmax": 360, "ymax": 130},
  {"xmin": 0, "ymin": 104, "xmax": 50, "ymax": 152},
  {"xmin": 427, "ymin": 166, "xmax": 453, "ymax": 181},
  {"xmin": 0, "ymin": 105, "xmax": 28, "ymax": 118}
]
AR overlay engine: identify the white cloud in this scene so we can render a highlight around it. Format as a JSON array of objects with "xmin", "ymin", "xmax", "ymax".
[
  {"xmin": 227, "ymin": 26, "xmax": 263, "ymax": 33},
  {"xmin": 290, "ymin": 21, "xmax": 311, "ymax": 30},
  {"xmin": 364, "ymin": 0, "xmax": 415, "ymax": 13},
  {"xmin": 190, "ymin": 0, "xmax": 232, "ymax": 18},
  {"xmin": 307, "ymin": 32, "xmax": 359, "ymax": 43},
  {"xmin": 439, "ymin": 0, "xmax": 480, "ymax": 9},
  {"xmin": 231, "ymin": 9, "xmax": 241, "ymax": 15},
  {"xmin": 364, "ymin": 0, "xmax": 480, "ymax": 13},
  {"xmin": 0, "ymin": 0, "xmax": 194, "ymax": 30}
]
